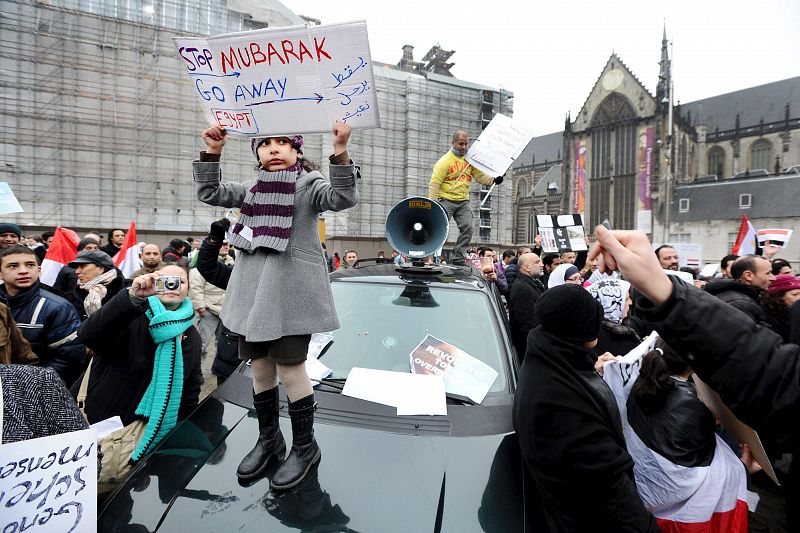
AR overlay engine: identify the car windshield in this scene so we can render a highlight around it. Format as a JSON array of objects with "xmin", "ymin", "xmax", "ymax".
[{"xmin": 321, "ymin": 281, "xmax": 508, "ymax": 394}]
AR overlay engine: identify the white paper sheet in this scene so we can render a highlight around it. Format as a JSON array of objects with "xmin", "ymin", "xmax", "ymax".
[
  {"xmin": 341, "ymin": 367, "xmax": 447, "ymax": 416},
  {"xmin": 90, "ymin": 415, "xmax": 124, "ymax": 439},
  {"xmin": 306, "ymin": 356, "xmax": 332, "ymax": 383}
]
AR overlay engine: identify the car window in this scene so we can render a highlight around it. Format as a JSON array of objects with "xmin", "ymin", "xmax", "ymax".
[{"xmin": 323, "ymin": 281, "xmax": 509, "ymax": 394}]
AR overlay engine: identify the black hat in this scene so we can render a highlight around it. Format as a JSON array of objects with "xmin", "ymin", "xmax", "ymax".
[
  {"xmin": 0, "ymin": 223, "xmax": 21, "ymax": 237},
  {"xmin": 535, "ymin": 284, "xmax": 602, "ymax": 344},
  {"xmin": 68, "ymin": 249, "xmax": 115, "ymax": 271}
]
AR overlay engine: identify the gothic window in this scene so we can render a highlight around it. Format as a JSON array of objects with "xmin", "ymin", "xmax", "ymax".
[
  {"xmin": 528, "ymin": 211, "xmax": 537, "ymax": 243},
  {"xmin": 679, "ymin": 136, "xmax": 688, "ymax": 180},
  {"xmin": 517, "ymin": 178, "xmax": 527, "ymax": 198},
  {"xmin": 590, "ymin": 93, "xmax": 637, "ymax": 128},
  {"xmin": 750, "ymin": 139, "xmax": 772, "ymax": 171},
  {"xmin": 708, "ymin": 146, "xmax": 725, "ymax": 178}
]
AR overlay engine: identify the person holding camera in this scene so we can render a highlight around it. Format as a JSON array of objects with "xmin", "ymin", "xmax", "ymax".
[
  {"xmin": 194, "ymin": 123, "xmax": 359, "ymax": 490},
  {"xmin": 70, "ymin": 264, "xmax": 202, "ymax": 476}
]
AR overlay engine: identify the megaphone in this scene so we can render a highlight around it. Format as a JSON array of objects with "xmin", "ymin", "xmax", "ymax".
[{"xmin": 385, "ymin": 196, "xmax": 448, "ymax": 259}]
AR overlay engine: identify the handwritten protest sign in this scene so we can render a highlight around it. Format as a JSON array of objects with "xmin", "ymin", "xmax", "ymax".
[
  {"xmin": 756, "ymin": 228, "xmax": 793, "ymax": 249},
  {"xmin": 466, "ymin": 114, "xmax": 534, "ymax": 178},
  {"xmin": 174, "ymin": 21, "xmax": 380, "ymax": 136},
  {"xmin": 0, "ymin": 182, "xmax": 23, "ymax": 215},
  {"xmin": 1, "ymin": 428, "xmax": 97, "ymax": 532},
  {"xmin": 409, "ymin": 335, "xmax": 498, "ymax": 404},
  {"xmin": 536, "ymin": 214, "xmax": 587, "ymax": 253}
]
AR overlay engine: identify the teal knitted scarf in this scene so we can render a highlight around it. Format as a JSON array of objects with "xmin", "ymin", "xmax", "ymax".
[{"xmin": 130, "ymin": 296, "xmax": 194, "ymax": 463}]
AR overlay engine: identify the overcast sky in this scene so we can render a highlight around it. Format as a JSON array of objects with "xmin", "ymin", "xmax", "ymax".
[{"xmin": 288, "ymin": 0, "xmax": 798, "ymax": 135}]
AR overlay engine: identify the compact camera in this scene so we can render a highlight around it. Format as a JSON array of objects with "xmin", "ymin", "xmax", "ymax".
[{"xmin": 154, "ymin": 275, "xmax": 182, "ymax": 292}]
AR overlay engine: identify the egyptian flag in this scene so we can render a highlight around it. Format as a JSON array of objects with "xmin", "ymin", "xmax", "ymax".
[
  {"xmin": 756, "ymin": 228, "xmax": 793, "ymax": 249},
  {"xmin": 732, "ymin": 215, "xmax": 758, "ymax": 255},
  {"xmin": 114, "ymin": 221, "xmax": 140, "ymax": 278},
  {"xmin": 39, "ymin": 227, "xmax": 79, "ymax": 286},
  {"xmin": 603, "ymin": 334, "xmax": 749, "ymax": 533}
]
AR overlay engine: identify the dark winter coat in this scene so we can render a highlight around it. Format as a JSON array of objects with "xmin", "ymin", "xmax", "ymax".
[
  {"xmin": 65, "ymin": 268, "xmax": 127, "ymax": 321},
  {"xmin": 792, "ymin": 302, "xmax": 800, "ymax": 346},
  {"xmin": 0, "ymin": 281, "xmax": 86, "ymax": 386},
  {"xmin": 512, "ymin": 329, "xmax": 658, "ymax": 532},
  {"xmin": 197, "ymin": 237, "xmax": 239, "ymax": 380},
  {"xmin": 504, "ymin": 258, "xmax": 520, "ymax": 288},
  {"xmin": 70, "ymin": 290, "xmax": 202, "ymax": 426},
  {"xmin": 704, "ymin": 278, "xmax": 770, "ymax": 326},
  {"xmin": 508, "ymin": 274, "xmax": 546, "ymax": 362},
  {"xmin": 1, "ymin": 365, "xmax": 89, "ymax": 444},
  {"xmin": 100, "ymin": 242, "xmax": 121, "ymax": 259},
  {"xmin": 764, "ymin": 305, "xmax": 792, "ymax": 343},
  {"xmin": 50, "ymin": 266, "xmax": 78, "ymax": 299},
  {"xmin": 596, "ymin": 320, "xmax": 642, "ymax": 357},
  {"xmin": 637, "ymin": 277, "xmax": 800, "ymax": 443}
]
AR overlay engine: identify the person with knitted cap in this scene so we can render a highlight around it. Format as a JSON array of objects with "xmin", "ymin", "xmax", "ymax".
[
  {"xmin": 761, "ymin": 273, "xmax": 800, "ymax": 342},
  {"xmin": 0, "ymin": 223, "xmax": 21, "ymax": 249},
  {"xmin": 513, "ymin": 284, "xmax": 658, "ymax": 531},
  {"xmin": 194, "ymin": 123, "xmax": 359, "ymax": 490}
]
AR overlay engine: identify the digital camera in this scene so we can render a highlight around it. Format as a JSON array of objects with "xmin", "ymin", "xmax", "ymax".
[{"xmin": 154, "ymin": 275, "xmax": 181, "ymax": 292}]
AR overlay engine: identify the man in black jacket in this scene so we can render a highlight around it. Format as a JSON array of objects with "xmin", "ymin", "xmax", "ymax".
[
  {"xmin": 704, "ymin": 254, "xmax": 773, "ymax": 325},
  {"xmin": 513, "ymin": 283, "xmax": 658, "ymax": 532},
  {"xmin": 508, "ymin": 252, "xmax": 545, "ymax": 362}
]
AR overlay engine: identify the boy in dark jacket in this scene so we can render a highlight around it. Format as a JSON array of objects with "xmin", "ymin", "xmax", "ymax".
[{"xmin": 0, "ymin": 245, "xmax": 86, "ymax": 385}]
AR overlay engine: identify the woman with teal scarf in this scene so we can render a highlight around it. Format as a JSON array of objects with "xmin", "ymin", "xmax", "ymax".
[{"xmin": 71, "ymin": 263, "xmax": 202, "ymax": 488}]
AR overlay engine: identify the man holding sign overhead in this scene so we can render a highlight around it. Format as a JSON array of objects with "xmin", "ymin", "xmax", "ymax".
[{"xmin": 429, "ymin": 131, "xmax": 500, "ymax": 265}]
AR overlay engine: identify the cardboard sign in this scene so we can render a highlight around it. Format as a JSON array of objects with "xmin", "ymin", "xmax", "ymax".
[
  {"xmin": 0, "ymin": 182, "xmax": 23, "ymax": 215},
  {"xmin": 0, "ymin": 428, "xmax": 97, "ymax": 532},
  {"xmin": 409, "ymin": 334, "xmax": 498, "ymax": 404},
  {"xmin": 175, "ymin": 21, "xmax": 381, "ymax": 135},
  {"xmin": 466, "ymin": 114, "xmax": 534, "ymax": 177},
  {"xmin": 536, "ymin": 214, "xmax": 587, "ymax": 253}
]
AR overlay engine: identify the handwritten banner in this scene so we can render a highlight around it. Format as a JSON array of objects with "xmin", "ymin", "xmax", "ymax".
[
  {"xmin": 466, "ymin": 114, "xmax": 534, "ymax": 177},
  {"xmin": 174, "ymin": 21, "xmax": 381, "ymax": 136},
  {"xmin": 0, "ymin": 428, "xmax": 97, "ymax": 532}
]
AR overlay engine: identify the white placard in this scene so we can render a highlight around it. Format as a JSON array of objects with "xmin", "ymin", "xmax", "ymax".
[
  {"xmin": 341, "ymin": 367, "xmax": 446, "ymax": 416},
  {"xmin": 0, "ymin": 182, "xmax": 23, "ymax": 215},
  {"xmin": 175, "ymin": 21, "xmax": 381, "ymax": 135},
  {"xmin": 0, "ymin": 428, "xmax": 97, "ymax": 532},
  {"xmin": 466, "ymin": 114, "xmax": 534, "ymax": 177},
  {"xmin": 536, "ymin": 214, "xmax": 587, "ymax": 253}
]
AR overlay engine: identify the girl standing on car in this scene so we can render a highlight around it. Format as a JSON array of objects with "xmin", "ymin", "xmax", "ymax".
[{"xmin": 194, "ymin": 124, "xmax": 359, "ymax": 490}]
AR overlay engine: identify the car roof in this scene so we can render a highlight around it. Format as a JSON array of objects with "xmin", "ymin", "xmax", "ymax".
[{"xmin": 330, "ymin": 262, "xmax": 489, "ymax": 291}]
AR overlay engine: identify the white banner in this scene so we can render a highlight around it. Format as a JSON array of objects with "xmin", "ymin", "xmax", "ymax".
[
  {"xmin": 536, "ymin": 214, "xmax": 587, "ymax": 253},
  {"xmin": 0, "ymin": 182, "xmax": 23, "ymax": 215},
  {"xmin": 175, "ymin": 21, "xmax": 381, "ymax": 135},
  {"xmin": 0, "ymin": 428, "xmax": 97, "ymax": 532},
  {"xmin": 466, "ymin": 113, "xmax": 534, "ymax": 177}
]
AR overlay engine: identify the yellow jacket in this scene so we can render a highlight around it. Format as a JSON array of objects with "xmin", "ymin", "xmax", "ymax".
[{"xmin": 428, "ymin": 150, "xmax": 494, "ymax": 202}]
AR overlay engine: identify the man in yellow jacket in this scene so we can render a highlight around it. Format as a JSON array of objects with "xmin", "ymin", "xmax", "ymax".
[{"xmin": 428, "ymin": 130, "xmax": 503, "ymax": 264}]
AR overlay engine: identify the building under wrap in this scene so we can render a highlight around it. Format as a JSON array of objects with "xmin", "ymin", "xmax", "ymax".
[{"xmin": 0, "ymin": 0, "xmax": 513, "ymax": 253}]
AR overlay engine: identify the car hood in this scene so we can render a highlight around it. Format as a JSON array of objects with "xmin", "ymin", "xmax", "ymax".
[{"xmin": 100, "ymin": 394, "xmax": 526, "ymax": 532}]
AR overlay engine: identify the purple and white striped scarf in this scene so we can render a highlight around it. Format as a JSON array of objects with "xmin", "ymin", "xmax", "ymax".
[{"xmin": 230, "ymin": 164, "xmax": 302, "ymax": 252}]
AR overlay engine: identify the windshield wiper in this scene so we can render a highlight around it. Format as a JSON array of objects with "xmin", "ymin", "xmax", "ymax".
[
  {"xmin": 313, "ymin": 377, "xmax": 346, "ymax": 391},
  {"xmin": 445, "ymin": 393, "xmax": 476, "ymax": 406}
]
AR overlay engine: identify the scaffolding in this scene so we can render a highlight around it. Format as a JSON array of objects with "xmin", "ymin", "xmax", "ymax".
[{"xmin": 0, "ymin": 0, "xmax": 514, "ymax": 245}]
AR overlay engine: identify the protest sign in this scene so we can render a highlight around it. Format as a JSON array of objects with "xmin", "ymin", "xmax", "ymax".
[
  {"xmin": 0, "ymin": 428, "xmax": 97, "ymax": 532},
  {"xmin": 466, "ymin": 114, "xmax": 534, "ymax": 178},
  {"xmin": 0, "ymin": 182, "xmax": 23, "ymax": 215},
  {"xmin": 174, "ymin": 21, "xmax": 380, "ymax": 136},
  {"xmin": 409, "ymin": 334, "xmax": 498, "ymax": 404},
  {"xmin": 536, "ymin": 214, "xmax": 587, "ymax": 253},
  {"xmin": 756, "ymin": 228, "xmax": 793, "ymax": 249}
]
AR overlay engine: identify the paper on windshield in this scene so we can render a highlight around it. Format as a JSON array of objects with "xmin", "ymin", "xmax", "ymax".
[
  {"xmin": 409, "ymin": 335, "xmax": 498, "ymax": 404},
  {"xmin": 341, "ymin": 367, "xmax": 447, "ymax": 415},
  {"xmin": 308, "ymin": 333, "xmax": 334, "ymax": 359}
]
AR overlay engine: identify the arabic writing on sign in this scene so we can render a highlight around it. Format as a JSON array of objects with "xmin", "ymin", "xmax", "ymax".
[
  {"xmin": 342, "ymin": 102, "xmax": 370, "ymax": 123},
  {"xmin": 338, "ymin": 80, "xmax": 370, "ymax": 105},
  {"xmin": 331, "ymin": 57, "xmax": 367, "ymax": 88}
]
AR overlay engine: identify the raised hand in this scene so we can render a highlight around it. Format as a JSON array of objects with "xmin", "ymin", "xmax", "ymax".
[
  {"xmin": 202, "ymin": 126, "xmax": 227, "ymax": 154},
  {"xmin": 332, "ymin": 122, "xmax": 352, "ymax": 155}
]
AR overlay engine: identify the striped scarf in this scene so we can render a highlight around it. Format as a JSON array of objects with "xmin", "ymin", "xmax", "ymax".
[
  {"xmin": 230, "ymin": 166, "xmax": 302, "ymax": 252},
  {"xmin": 130, "ymin": 296, "xmax": 194, "ymax": 463}
]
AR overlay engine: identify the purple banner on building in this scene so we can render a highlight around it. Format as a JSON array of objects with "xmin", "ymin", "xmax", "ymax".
[
  {"xmin": 573, "ymin": 141, "xmax": 586, "ymax": 213},
  {"xmin": 637, "ymin": 127, "xmax": 653, "ymax": 210}
]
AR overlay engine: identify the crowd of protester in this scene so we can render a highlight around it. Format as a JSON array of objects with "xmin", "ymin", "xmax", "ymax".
[{"xmin": 2, "ymin": 213, "xmax": 800, "ymax": 530}]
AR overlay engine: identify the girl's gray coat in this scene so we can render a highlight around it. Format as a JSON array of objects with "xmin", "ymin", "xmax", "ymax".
[{"xmin": 193, "ymin": 161, "xmax": 359, "ymax": 342}]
